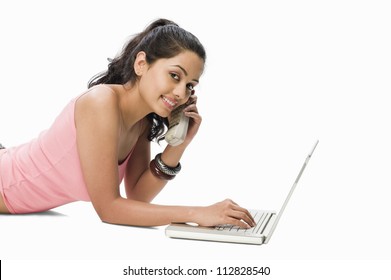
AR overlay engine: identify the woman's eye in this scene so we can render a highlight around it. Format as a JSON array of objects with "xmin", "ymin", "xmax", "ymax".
[
  {"xmin": 170, "ymin": 73, "xmax": 180, "ymax": 80},
  {"xmin": 186, "ymin": 84, "xmax": 194, "ymax": 91}
]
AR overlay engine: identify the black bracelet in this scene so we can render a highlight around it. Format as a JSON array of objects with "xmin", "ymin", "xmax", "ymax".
[
  {"xmin": 149, "ymin": 159, "xmax": 175, "ymax": 180},
  {"xmin": 155, "ymin": 153, "xmax": 181, "ymax": 176}
]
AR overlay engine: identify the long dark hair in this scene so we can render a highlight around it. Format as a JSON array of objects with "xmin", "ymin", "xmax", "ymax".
[{"xmin": 88, "ymin": 18, "xmax": 206, "ymax": 142}]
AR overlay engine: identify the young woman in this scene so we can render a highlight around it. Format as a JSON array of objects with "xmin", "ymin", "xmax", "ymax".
[{"xmin": 0, "ymin": 19, "xmax": 255, "ymax": 229}]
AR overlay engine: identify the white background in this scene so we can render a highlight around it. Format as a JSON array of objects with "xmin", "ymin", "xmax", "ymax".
[{"xmin": 1, "ymin": 0, "xmax": 391, "ymax": 278}]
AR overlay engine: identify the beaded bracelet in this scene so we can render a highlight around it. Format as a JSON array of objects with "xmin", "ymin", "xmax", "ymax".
[
  {"xmin": 149, "ymin": 159, "xmax": 175, "ymax": 180},
  {"xmin": 155, "ymin": 153, "xmax": 181, "ymax": 176}
]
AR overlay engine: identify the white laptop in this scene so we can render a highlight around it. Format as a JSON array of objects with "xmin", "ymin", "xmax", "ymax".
[{"xmin": 165, "ymin": 140, "xmax": 319, "ymax": 245}]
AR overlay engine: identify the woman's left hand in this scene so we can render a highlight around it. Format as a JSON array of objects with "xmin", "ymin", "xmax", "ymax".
[{"xmin": 182, "ymin": 94, "xmax": 202, "ymax": 145}]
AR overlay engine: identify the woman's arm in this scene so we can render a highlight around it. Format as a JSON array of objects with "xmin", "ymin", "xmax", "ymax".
[
  {"xmin": 123, "ymin": 129, "xmax": 187, "ymax": 203},
  {"xmin": 123, "ymin": 97, "xmax": 256, "ymax": 228},
  {"xmin": 74, "ymin": 87, "xmax": 194, "ymax": 226},
  {"xmin": 124, "ymin": 94, "xmax": 200, "ymax": 203},
  {"xmin": 75, "ymin": 88, "xmax": 255, "ymax": 228}
]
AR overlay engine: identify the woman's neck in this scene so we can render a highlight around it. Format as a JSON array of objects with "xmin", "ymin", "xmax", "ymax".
[{"xmin": 116, "ymin": 83, "xmax": 152, "ymax": 130}]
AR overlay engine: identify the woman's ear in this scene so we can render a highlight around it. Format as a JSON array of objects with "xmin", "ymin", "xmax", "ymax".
[{"xmin": 134, "ymin": 51, "xmax": 147, "ymax": 76}]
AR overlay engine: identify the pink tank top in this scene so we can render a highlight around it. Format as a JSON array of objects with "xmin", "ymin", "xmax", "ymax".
[{"xmin": 0, "ymin": 92, "xmax": 131, "ymax": 214}]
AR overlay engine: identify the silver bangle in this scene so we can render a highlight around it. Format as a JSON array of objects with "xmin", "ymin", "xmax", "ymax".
[{"xmin": 155, "ymin": 153, "xmax": 181, "ymax": 176}]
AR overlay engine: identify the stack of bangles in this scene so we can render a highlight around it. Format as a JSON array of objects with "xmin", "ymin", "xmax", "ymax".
[{"xmin": 149, "ymin": 153, "xmax": 181, "ymax": 180}]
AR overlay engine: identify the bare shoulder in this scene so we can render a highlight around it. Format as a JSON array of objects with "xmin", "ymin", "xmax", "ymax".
[
  {"xmin": 75, "ymin": 85, "xmax": 120, "ymax": 126},
  {"xmin": 76, "ymin": 85, "xmax": 119, "ymax": 111},
  {"xmin": 74, "ymin": 85, "xmax": 122, "ymax": 168}
]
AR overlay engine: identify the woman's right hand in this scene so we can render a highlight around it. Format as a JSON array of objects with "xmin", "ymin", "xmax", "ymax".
[{"xmin": 193, "ymin": 199, "xmax": 256, "ymax": 228}]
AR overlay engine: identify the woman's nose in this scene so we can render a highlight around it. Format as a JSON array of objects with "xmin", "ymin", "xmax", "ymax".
[{"xmin": 173, "ymin": 85, "xmax": 188, "ymax": 100}]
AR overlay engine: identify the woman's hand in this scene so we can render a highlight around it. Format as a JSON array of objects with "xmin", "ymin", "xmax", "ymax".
[
  {"xmin": 193, "ymin": 199, "xmax": 256, "ymax": 228},
  {"xmin": 182, "ymin": 94, "xmax": 201, "ymax": 145}
]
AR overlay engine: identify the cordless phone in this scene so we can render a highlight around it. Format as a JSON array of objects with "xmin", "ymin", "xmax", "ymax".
[{"xmin": 165, "ymin": 104, "xmax": 189, "ymax": 146}]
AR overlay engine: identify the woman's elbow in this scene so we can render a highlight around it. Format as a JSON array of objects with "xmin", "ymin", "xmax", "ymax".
[{"xmin": 91, "ymin": 200, "xmax": 117, "ymax": 224}]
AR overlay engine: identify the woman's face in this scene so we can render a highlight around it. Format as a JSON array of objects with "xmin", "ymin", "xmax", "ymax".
[{"xmin": 137, "ymin": 50, "xmax": 204, "ymax": 117}]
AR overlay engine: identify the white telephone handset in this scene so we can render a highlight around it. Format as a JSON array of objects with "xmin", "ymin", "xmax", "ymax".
[{"xmin": 165, "ymin": 104, "xmax": 189, "ymax": 146}]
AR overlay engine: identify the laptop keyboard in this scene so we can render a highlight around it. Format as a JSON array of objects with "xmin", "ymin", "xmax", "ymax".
[{"xmin": 214, "ymin": 210, "xmax": 274, "ymax": 235}]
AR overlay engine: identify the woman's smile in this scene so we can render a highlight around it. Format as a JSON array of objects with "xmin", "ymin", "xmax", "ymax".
[{"xmin": 161, "ymin": 96, "xmax": 178, "ymax": 111}]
